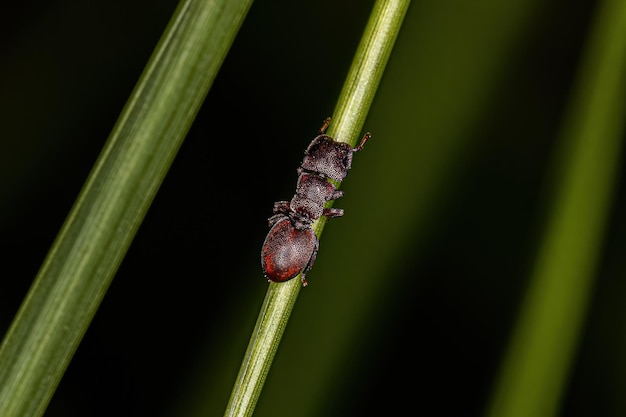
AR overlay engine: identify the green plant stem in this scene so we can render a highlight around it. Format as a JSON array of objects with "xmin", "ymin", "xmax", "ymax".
[
  {"xmin": 0, "ymin": 1, "xmax": 253, "ymax": 416},
  {"xmin": 223, "ymin": 1, "xmax": 410, "ymax": 416},
  {"xmin": 485, "ymin": 0, "xmax": 626, "ymax": 416}
]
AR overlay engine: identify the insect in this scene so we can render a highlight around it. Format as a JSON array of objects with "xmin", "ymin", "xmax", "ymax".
[{"xmin": 261, "ymin": 117, "xmax": 370, "ymax": 286}]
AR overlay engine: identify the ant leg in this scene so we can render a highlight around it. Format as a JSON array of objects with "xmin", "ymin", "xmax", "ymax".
[
  {"xmin": 272, "ymin": 201, "xmax": 290, "ymax": 214},
  {"xmin": 300, "ymin": 238, "xmax": 319, "ymax": 287},
  {"xmin": 329, "ymin": 189, "xmax": 344, "ymax": 201},
  {"xmin": 323, "ymin": 208, "xmax": 344, "ymax": 219},
  {"xmin": 267, "ymin": 213, "xmax": 287, "ymax": 227},
  {"xmin": 268, "ymin": 201, "xmax": 290, "ymax": 227},
  {"xmin": 300, "ymin": 272, "xmax": 309, "ymax": 287}
]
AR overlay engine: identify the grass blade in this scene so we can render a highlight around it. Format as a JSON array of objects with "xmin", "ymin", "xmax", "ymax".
[
  {"xmin": 485, "ymin": 0, "xmax": 626, "ymax": 416},
  {"xmin": 222, "ymin": 1, "xmax": 411, "ymax": 416},
  {"xmin": 0, "ymin": 1, "xmax": 253, "ymax": 416}
]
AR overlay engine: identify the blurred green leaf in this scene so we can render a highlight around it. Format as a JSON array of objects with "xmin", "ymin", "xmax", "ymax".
[{"xmin": 486, "ymin": 0, "xmax": 626, "ymax": 416}]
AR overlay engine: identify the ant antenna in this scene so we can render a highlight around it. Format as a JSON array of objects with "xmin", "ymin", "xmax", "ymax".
[
  {"xmin": 353, "ymin": 132, "xmax": 371, "ymax": 152},
  {"xmin": 319, "ymin": 117, "xmax": 331, "ymax": 134}
]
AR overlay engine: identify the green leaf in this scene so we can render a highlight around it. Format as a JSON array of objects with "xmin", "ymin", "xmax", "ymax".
[
  {"xmin": 0, "ymin": 1, "xmax": 254, "ymax": 416},
  {"xmin": 485, "ymin": 0, "xmax": 626, "ymax": 416},
  {"xmin": 222, "ymin": 1, "xmax": 411, "ymax": 416}
]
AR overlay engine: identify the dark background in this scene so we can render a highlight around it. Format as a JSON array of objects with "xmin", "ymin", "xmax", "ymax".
[{"xmin": 1, "ymin": 0, "xmax": 624, "ymax": 416}]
